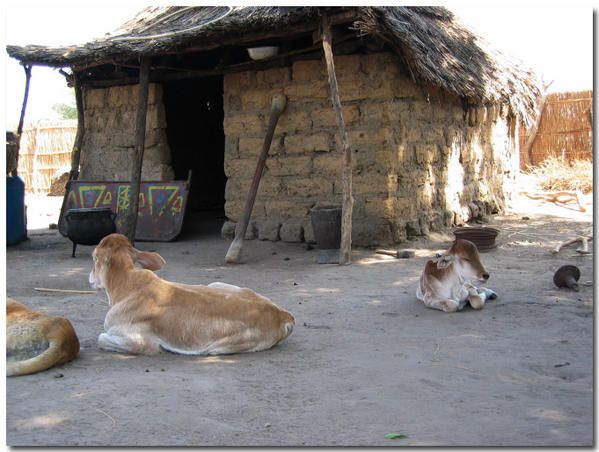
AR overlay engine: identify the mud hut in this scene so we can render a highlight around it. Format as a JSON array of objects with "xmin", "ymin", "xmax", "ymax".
[{"xmin": 7, "ymin": 6, "xmax": 541, "ymax": 247}]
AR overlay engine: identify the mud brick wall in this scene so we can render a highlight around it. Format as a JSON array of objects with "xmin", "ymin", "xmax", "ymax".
[
  {"xmin": 79, "ymin": 84, "xmax": 174, "ymax": 181},
  {"xmin": 222, "ymin": 52, "xmax": 518, "ymax": 246}
]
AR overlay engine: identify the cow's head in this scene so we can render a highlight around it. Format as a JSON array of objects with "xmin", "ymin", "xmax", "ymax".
[
  {"xmin": 436, "ymin": 239, "xmax": 489, "ymax": 282},
  {"xmin": 89, "ymin": 233, "xmax": 165, "ymax": 290}
]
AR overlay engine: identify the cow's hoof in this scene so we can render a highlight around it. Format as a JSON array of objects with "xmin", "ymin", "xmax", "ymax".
[{"xmin": 483, "ymin": 288, "xmax": 498, "ymax": 300}]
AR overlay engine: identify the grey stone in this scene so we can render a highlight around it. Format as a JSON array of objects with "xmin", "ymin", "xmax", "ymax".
[
  {"xmin": 258, "ymin": 220, "xmax": 281, "ymax": 241},
  {"xmin": 280, "ymin": 222, "xmax": 304, "ymax": 243}
]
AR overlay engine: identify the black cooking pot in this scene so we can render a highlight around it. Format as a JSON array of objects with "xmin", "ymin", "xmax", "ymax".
[{"xmin": 65, "ymin": 207, "xmax": 117, "ymax": 257}]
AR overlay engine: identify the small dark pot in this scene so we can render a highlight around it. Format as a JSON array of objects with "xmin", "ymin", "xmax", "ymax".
[
  {"xmin": 65, "ymin": 207, "xmax": 116, "ymax": 257},
  {"xmin": 311, "ymin": 207, "xmax": 342, "ymax": 250}
]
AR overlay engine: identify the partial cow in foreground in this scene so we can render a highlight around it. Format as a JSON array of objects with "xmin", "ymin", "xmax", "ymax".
[
  {"xmin": 416, "ymin": 239, "xmax": 497, "ymax": 313},
  {"xmin": 6, "ymin": 298, "xmax": 80, "ymax": 376},
  {"xmin": 89, "ymin": 233, "xmax": 295, "ymax": 355}
]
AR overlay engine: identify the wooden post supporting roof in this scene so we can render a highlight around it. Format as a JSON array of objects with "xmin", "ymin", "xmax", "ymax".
[
  {"xmin": 12, "ymin": 64, "xmax": 33, "ymax": 177},
  {"xmin": 69, "ymin": 72, "xmax": 85, "ymax": 180},
  {"xmin": 320, "ymin": 14, "xmax": 353, "ymax": 264},
  {"xmin": 58, "ymin": 71, "xmax": 86, "ymax": 237},
  {"xmin": 124, "ymin": 57, "xmax": 151, "ymax": 244}
]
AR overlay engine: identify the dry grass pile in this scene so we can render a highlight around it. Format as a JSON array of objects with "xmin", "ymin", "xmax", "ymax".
[{"xmin": 527, "ymin": 156, "xmax": 593, "ymax": 194}]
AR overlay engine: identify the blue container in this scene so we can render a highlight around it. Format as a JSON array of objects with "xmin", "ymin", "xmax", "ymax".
[{"xmin": 7, "ymin": 176, "xmax": 27, "ymax": 245}]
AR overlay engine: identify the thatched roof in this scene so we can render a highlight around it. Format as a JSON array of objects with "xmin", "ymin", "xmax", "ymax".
[{"xmin": 6, "ymin": 6, "xmax": 541, "ymax": 123}]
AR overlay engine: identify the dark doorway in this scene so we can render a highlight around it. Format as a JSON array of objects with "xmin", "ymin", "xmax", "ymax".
[{"xmin": 162, "ymin": 76, "xmax": 226, "ymax": 237}]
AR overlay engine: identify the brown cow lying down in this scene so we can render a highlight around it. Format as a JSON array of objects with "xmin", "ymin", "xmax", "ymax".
[
  {"xmin": 89, "ymin": 233, "xmax": 295, "ymax": 355},
  {"xmin": 6, "ymin": 298, "xmax": 80, "ymax": 376},
  {"xmin": 416, "ymin": 239, "xmax": 497, "ymax": 313}
]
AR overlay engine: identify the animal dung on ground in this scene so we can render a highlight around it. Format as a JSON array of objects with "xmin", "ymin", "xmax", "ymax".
[{"xmin": 553, "ymin": 265, "xmax": 581, "ymax": 291}]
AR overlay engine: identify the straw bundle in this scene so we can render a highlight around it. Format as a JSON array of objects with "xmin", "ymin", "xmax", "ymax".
[
  {"xmin": 528, "ymin": 156, "xmax": 593, "ymax": 194},
  {"xmin": 520, "ymin": 90, "xmax": 593, "ymax": 167}
]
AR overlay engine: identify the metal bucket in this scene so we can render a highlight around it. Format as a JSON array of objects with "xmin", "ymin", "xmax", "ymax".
[{"xmin": 310, "ymin": 207, "xmax": 342, "ymax": 250}]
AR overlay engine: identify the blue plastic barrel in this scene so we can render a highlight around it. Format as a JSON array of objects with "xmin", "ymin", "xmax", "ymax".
[{"xmin": 7, "ymin": 176, "xmax": 27, "ymax": 245}]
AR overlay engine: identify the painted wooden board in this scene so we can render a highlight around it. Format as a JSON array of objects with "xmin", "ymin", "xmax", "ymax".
[{"xmin": 60, "ymin": 179, "xmax": 190, "ymax": 241}]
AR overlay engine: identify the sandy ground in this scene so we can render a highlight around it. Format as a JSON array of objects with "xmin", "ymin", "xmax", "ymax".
[{"xmin": 6, "ymin": 186, "xmax": 594, "ymax": 446}]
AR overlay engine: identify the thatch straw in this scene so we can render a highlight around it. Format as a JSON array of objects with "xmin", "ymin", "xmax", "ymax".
[{"xmin": 6, "ymin": 7, "xmax": 541, "ymax": 123}]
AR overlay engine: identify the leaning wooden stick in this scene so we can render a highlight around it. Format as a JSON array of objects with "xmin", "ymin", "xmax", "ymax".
[{"xmin": 225, "ymin": 94, "xmax": 287, "ymax": 264}]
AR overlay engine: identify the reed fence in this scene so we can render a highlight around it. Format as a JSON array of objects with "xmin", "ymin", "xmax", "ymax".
[
  {"xmin": 519, "ymin": 90, "xmax": 593, "ymax": 169},
  {"xmin": 17, "ymin": 120, "xmax": 76, "ymax": 194}
]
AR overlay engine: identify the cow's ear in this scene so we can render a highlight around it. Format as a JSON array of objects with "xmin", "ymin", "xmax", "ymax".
[
  {"xmin": 134, "ymin": 249, "xmax": 166, "ymax": 271},
  {"xmin": 436, "ymin": 255, "xmax": 454, "ymax": 269}
]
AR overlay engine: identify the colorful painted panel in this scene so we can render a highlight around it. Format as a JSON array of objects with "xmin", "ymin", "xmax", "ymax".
[{"xmin": 62, "ymin": 180, "xmax": 190, "ymax": 241}]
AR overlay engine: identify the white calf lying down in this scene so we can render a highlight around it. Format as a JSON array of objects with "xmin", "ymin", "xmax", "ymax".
[
  {"xmin": 89, "ymin": 233, "xmax": 295, "ymax": 355},
  {"xmin": 416, "ymin": 239, "xmax": 497, "ymax": 313}
]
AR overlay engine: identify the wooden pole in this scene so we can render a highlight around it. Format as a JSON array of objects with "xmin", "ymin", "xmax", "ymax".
[
  {"xmin": 58, "ymin": 71, "xmax": 85, "ymax": 237},
  {"xmin": 124, "ymin": 57, "xmax": 151, "ymax": 244},
  {"xmin": 320, "ymin": 14, "xmax": 353, "ymax": 264},
  {"xmin": 13, "ymin": 64, "xmax": 33, "ymax": 177},
  {"xmin": 69, "ymin": 72, "xmax": 85, "ymax": 179}
]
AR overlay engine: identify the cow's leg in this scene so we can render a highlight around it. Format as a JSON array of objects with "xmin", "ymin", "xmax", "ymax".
[
  {"xmin": 422, "ymin": 292, "xmax": 460, "ymax": 313},
  {"xmin": 98, "ymin": 328, "xmax": 161, "ymax": 355},
  {"xmin": 464, "ymin": 285, "xmax": 485, "ymax": 310}
]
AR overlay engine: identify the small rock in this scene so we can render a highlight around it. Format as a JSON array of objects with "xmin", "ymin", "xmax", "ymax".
[
  {"xmin": 182, "ymin": 250, "xmax": 190, "ymax": 255},
  {"xmin": 48, "ymin": 223, "xmax": 58, "ymax": 230},
  {"xmin": 284, "ymin": 257, "xmax": 290, "ymax": 261},
  {"xmin": 54, "ymin": 373, "xmax": 64, "ymax": 379},
  {"xmin": 522, "ymin": 216, "xmax": 530, "ymax": 220},
  {"xmin": 145, "ymin": 369, "xmax": 150, "ymax": 373},
  {"xmin": 398, "ymin": 249, "xmax": 416, "ymax": 258},
  {"xmin": 264, "ymin": 423, "xmax": 271, "ymax": 428}
]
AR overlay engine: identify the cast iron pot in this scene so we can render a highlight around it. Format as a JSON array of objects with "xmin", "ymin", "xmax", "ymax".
[{"xmin": 65, "ymin": 207, "xmax": 117, "ymax": 257}]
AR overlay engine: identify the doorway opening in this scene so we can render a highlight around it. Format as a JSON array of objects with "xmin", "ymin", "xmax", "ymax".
[{"xmin": 162, "ymin": 76, "xmax": 226, "ymax": 238}]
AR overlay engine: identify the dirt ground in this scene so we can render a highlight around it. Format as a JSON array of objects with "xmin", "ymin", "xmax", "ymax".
[{"xmin": 6, "ymin": 185, "xmax": 593, "ymax": 446}]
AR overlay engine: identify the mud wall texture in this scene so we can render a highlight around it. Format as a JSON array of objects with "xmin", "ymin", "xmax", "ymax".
[
  {"xmin": 221, "ymin": 52, "xmax": 519, "ymax": 246},
  {"xmin": 79, "ymin": 84, "xmax": 174, "ymax": 181}
]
